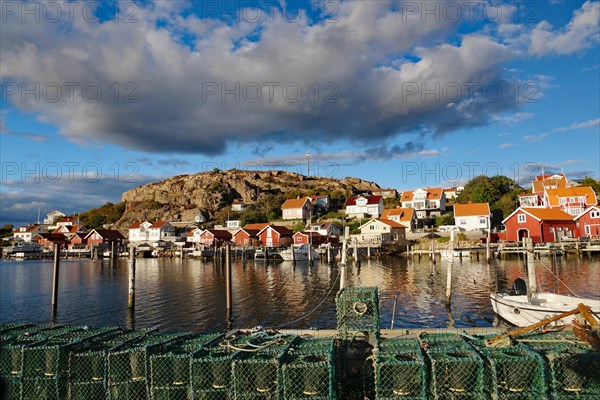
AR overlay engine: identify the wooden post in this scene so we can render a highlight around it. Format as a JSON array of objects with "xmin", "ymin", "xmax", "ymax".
[
  {"xmin": 226, "ymin": 245, "xmax": 232, "ymax": 312},
  {"xmin": 308, "ymin": 243, "xmax": 313, "ymax": 264},
  {"xmin": 486, "ymin": 228, "xmax": 491, "ymax": 263},
  {"xmin": 290, "ymin": 244, "xmax": 296, "ymax": 264},
  {"xmin": 265, "ymin": 247, "xmax": 269, "ymax": 266},
  {"xmin": 51, "ymin": 244, "xmax": 61, "ymax": 312},
  {"xmin": 128, "ymin": 245, "xmax": 136, "ymax": 310},
  {"xmin": 111, "ymin": 241, "xmax": 115, "ymax": 266},
  {"xmin": 367, "ymin": 245, "xmax": 371, "ymax": 258},
  {"xmin": 353, "ymin": 241, "xmax": 358, "ymax": 261},
  {"xmin": 242, "ymin": 246, "xmax": 246, "ymax": 263},
  {"xmin": 446, "ymin": 231, "xmax": 454, "ymax": 309},
  {"xmin": 327, "ymin": 246, "xmax": 331, "ymax": 264},
  {"xmin": 526, "ymin": 238, "xmax": 536, "ymax": 297}
]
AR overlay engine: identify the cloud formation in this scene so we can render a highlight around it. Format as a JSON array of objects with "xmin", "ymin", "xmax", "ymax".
[{"xmin": 1, "ymin": 1, "xmax": 598, "ymax": 155}]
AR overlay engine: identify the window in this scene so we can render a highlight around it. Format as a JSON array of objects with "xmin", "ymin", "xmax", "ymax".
[
  {"xmin": 518, "ymin": 214, "xmax": 526, "ymax": 223},
  {"xmin": 591, "ymin": 211, "xmax": 600, "ymax": 218},
  {"xmin": 479, "ymin": 218, "xmax": 486, "ymax": 225},
  {"xmin": 370, "ymin": 225, "xmax": 376, "ymax": 230},
  {"xmin": 460, "ymin": 219, "xmax": 467, "ymax": 225}
]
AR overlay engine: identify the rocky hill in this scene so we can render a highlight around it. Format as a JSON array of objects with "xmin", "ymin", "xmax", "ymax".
[{"xmin": 114, "ymin": 169, "xmax": 380, "ymax": 228}]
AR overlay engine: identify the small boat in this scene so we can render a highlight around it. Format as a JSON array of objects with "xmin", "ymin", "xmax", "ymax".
[
  {"xmin": 279, "ymin": 244, "xmax": 319, "ymax": 261},
  {"xmin": 3, "ymin": 243, "xmax": 43, "ymax": 254},
  {"xmin": 254, "ymin": 248, "xmax": 282, "ymax": 261},
  {"xmin": 491, "ymin": 278, "xmax": 600, "ymax": 327}
]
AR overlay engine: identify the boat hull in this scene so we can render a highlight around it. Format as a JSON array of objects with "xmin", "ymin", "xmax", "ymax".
[{"xmin": 491, "ymin": 293, "xmax": 600, "ymax": 327}]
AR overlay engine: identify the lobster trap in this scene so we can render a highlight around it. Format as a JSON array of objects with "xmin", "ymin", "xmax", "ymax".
[
  {"xmin": 545, "ymin": 347, "xmax": 600, "ymax": 399},
  {"xmin": 336, "ymin": 286, "xmax": 379, "ymax": 337},
  {"xmin": 425, "ymin": 347, "xmax": 485, "ymax": 399},
  {"xmin": 374, "ymin": 337, "xmax": 425, "ymax": 400},
  {"xmin": 282, "ymin": 337, "xmax": 336, "ymax": 400}
]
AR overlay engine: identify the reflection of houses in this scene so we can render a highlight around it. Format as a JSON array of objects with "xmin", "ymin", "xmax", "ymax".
[
  {"xmin": 381, "ymin": 207, "xmax": 416, "ymax": 232},
  {"xmin": 453, "ymin": 203, "xmax": 491, "ymax": 231},
  {"xmin": 257, "ymin": 225, "xmax": 293, "ymax": 247},
  {"xmin": 574, "ymin": 206, "xmax": 600, "ymax": 238},
  {"xmin": 400, "ymin": 188, "xmax": 445, "ymax": 222},
  {"xmin": 501, "ymin": 207, "xmax": 576, "ymax": 243},
  {"xmin": 305, "ymin": 222, "xmax": 341, "ymax": 236},
  {"xmin": 345, "ymin": 195, "xmax": 384, "ymax": 219},
  {"xmin": 198, "ymin": 229, "xmax": 232, "ymax": 247},
  {"xmin": 371, "ymin": 188, "xmax": 398, "ymax": 198},
  {"xmin": 14, "ymin": 225, "xmax": 47, "ymax": 242},
  {"xmin": 281, "ymin": 197, "xmax": 313, "ymax": 220},
  {"xmin": 292, "ymin": 231, "xmax": 339, "ymax": 246},
  {"xmin": 353, "ymin": 219, "xmax": 406, "ymax": 243}
]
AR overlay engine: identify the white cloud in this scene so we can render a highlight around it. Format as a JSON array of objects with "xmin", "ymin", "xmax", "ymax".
[
  {"xmin": 553, "ymin": 118, "xmax": 600, "ymax": 132},
  {"xmin": 499, "ymin": 143, "xmax": 514, "ymax": 149}
]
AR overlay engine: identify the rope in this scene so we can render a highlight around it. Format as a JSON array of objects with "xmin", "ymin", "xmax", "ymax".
[
  {"xmin": 533, "ymin": 253, "xmax": 580, "ymax": 296},
  {"xmin": 270, "ymin": 268, "xmax": 341, "ymax": 329},
  {"xmin": 219, "ymin": 332, "xmax": 289, "ymax": 353}
]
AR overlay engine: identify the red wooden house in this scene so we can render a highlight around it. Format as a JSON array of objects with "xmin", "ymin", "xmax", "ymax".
[
  {"xmin": 257, "ymin": 225, "xmax": 293, "ymax": 247},
  {"xmin": 501, "ymin": 207, "xmax": 576, "ymax": 243},
  {"xmin": 292, "ymin": 231, "xmax": 339, "ymax": 246},
  {"xmin": 198, "ymin": 229, "xmax": 232, "ymax": 247},
  {"xmin": 37, "ymin": 233, "xmax": 69, "ymax": 249},
  {"xmin": 574, "ymin": 206, "xmax": 600, "ymax": 239},
  {"xmin": 232, "ymin": 228, "xmax": 261, "ymax": 247},
  {"xmin": 85, "ymin": 229, "xmax": 126, "ymax": 247}
]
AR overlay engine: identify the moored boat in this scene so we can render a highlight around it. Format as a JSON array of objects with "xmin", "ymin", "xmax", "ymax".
[{"xmin": 279, "ymin": 244, "xmax": 319, "ymax": 261}]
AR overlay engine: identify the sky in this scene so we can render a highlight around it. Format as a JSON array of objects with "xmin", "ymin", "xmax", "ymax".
[{"xmin": 1, "ymin": 0, "xmax": 599, "ymax": 226}]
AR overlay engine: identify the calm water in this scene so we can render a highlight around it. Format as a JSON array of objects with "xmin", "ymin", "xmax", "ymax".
[{"xmin": 1, "ymin": 255, "xmax": 599, "ymax": 333}]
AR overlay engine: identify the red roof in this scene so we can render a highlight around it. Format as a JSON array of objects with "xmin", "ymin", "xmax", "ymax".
[
  {"xmin": 203, "ymin": 229, "xmax": 232, "ymax": 240},
  {"xmin": 150, "ymin": 221, "xmax": 170, "ymax": 228},
  {"xmin": 84, "ymin": 229, "xmax": 125, "ymax": 240},
  {"xmin": 129, "ymin": 221, "xmax": 144, "ymax": 229},
  {"xmin": 244, "ymin": 223, "xmax": 271, "ymax": 230},
  {"xmin": 454, "ymin": 203, "xmax": 491, "ymax": 217},
  {"xmin": 345, "ymin": 195, "xmax": 382, "ymax": 206}
]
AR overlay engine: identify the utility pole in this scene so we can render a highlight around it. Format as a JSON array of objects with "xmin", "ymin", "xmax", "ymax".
[{"xmin": 306, "ymin": 150, "xmax": 310, "ymax": 177}]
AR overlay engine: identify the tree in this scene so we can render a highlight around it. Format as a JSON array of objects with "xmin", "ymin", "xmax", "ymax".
[
  {"xmin": 581, "ymin": 177, "xmax": 600, "ymax": 195},
  {"xmin": 0, "ymin": 224, "xmax": 14, "ymax": 238},
  {"xmin": 435, "ymin": 213, "xmax": 455, "ymax": 227},
  {"xmin": 384, "ymin": 197, "xmax": 400, "ymax": 209}
]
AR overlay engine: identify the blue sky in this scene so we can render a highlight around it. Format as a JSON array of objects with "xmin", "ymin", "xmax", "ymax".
[{"xmin": 1, "ymin": 0, "xmax": 599, "ymax": 226}]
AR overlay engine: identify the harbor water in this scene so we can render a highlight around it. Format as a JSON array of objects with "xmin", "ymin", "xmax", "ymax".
[{"xmin": 1, "ymin": 256, "xmax": 599, "ymax": 332}]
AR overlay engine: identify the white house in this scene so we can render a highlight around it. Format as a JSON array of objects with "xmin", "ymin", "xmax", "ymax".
[
  {"xmin": 352, "ymin": 218, "xmax": 406, "ymax": 243},
  {"xmin": 56, "ymin": 217, "xmax": 78, "ymax": 227},
  {"xmin": 305, "ymin": 222, "xmax": 341, "ymax": 237},
  {"xmin": 400, "ymin": 188, "xmax": 446, "ymax": 220},
  {"xmin": 226, "ymin": 220, "xmax": 241, "ymax": 230},
  {"xmin": 381, "ymin": 207, "xmax": 417, "ymax": 232},
  {"xmin": 281, "ymin": 197, "xmax": 313, "ymax": 220},
  {"xmin": 345, "ymin": 195, "xmax": 384, "ymax": 219},
  {"xmin": 186, "ymin": 227, "xmax": 204, "ymax": 244},
  {"xmin": 308, "ymin": 195, "xmax": 330, "ymax": 212},
  {"xmin": 44, "ymin": 210, "xmax": 65, "ymax": 225},
  {"xmin": 129, "ymin": 221, "xmax": 175, "ymax": 242},
  {"xmin": 14, "ymin": 225, "xmax": 47, "ymax": 242},
  {"xmin": 232, "ymin": 201, "xmax": 245, "ymax": 212},
  {"xmin": 453, "ymin": 203, "xmax": 491, "ymax": 231}
]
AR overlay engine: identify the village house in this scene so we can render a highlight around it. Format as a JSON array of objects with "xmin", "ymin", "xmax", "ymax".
[
  {"xmin": 232, "ymin": 227, "xmax": 261, "ymax": 247},
  {"xmin": 519, "ymin": 173, "xmax": 569, "ymax": 207},
  {"xmin": 14, "ymin": 225, "xmax": 47, "ymax": 242},
  {"xmin": 574, "ymin": 206, "xmax": 600, "ymax": 239},
  {"xmin": 292, "ymin": 231, "xmax": 338, "ymax": 246},
  {"xmin": 501, "ymin": 207, "xmax": 576, "ymax": 243},
  {"xmin": 453, "ymin": 203, "xmax": 491, "ymax": 231},
  {"xmin": 257, "ymin": 225, "xmax": 293, "ymax": 247},
  {"xmin": 443, "ymin": 186, "xmax": 463, "ymax": 200},
  {"xmin": 231, "ymin": 200, "xmax": 245, "ymax": 212},
  {"xmin": 380, "ymin": 207, "xmax": 416, "ymax": 232},
  {"xmin": 371, "ymin": 188, "xmax": 398, "ymax": 198},
  {"xmin": 345, "ymin": 195, "xmax": 384, "ymax": 219},
  {"xmin": 56, "ymin": 217, "xmax": 79, "ymax": 228},
  {"xmin": 53, "ymin": 224, "xmax": 84, "ymax": 235},
  {"xmin": 308, "ymin": 195, "xmax": 330, "ymax": 212},
  {"xmin": 85, "ymin": 229, "xmax": 125, "ymax": 248},
  {"xmin": 400, "ymin": 188, "xmax": 446, "ymax": 222},
  {"xmin": 198, "ymin": 229, "xmax": 232, "ymax": 247},
  {"xmin": 226, "ymin": 220, "xmax": 241, "ymax": 231},
  {"xmin": 186, "ymin": 228, "xmax": 204, "ymax": 244},
  {"xmin": 128, "ymin": 221, "xmax": 176, "ymax": 243},
  {"xmin": 353, "ymin": 219, "xmax": 406, "ymax": 243},
  {"xmin": 36, "ymin": 233, "xmax": 70, "ymax": 249},
  {"xmin": 68, "ymin": 232, "xmax": 88, "ymax": 252},
  {"xmin": 281, "ymin": 197, "xmax": 313, "ymax": 220},
  {"xmin": 544, "ymin": 186, "xmax": 597, "ymax": 216},
  {"xmin": 305, "ymin": 221, "xmax": 341, "ymax": 237},
  {"xmin": 44, "ymin": 210, "xmax": 65, "ymax": 225}
]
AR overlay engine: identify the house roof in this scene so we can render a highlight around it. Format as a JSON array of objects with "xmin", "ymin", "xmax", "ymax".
[
  {"xmin": 574, "ymin": 205, "xmax": 600, "ymax": 220},
  {"xmin": 129, "ymin": 221, "xmax": 144, "ymax": 229},
  {"xmin": 58, "ymin": 217, "xmax": 78, "ymax": 223},
  {"xmin": 345, "ymin": 195, "xmax": 382, "ymax": 206},
  {"xmin": 359, "ymin": 218, "xmax": 405, "ymax": 230},
  {"xmin": 203, "ymin": 229, "xmax": 232, "ymax": 240},
  {"xmin": 532, "ymin": 174, "xmax": 568, "ymax": 193},
  {"xmin": 401, "ymin": 188, "xmax": 443, "ymax": 201},
  {"xmin": 150, "ymin": 221, "xmax": 170, "ymax": 228},
  {"xmin": 454, "ymin": 203, "xmax": 491, "ymax": 217},
  {"xmin": 233, "ymin": 228, "xmax": 261, "ymax": 238},
  {"xmin": 257, "ymin": 225, "xmax": 293, "ymax": 237},
  {"xmin": 381, "ymin": 207, "xmax": 415, "ymax": 222},
  {"xmin": 545, "ymin": 186, "xmax": 597, "ymax": 207},
  {"xmin": 38, "ymin": 233, "xmax": 69, "ymax": 244},
  {"xmin": 15, "ymin": 225, "xmax": 42, "ymax": 233},
  {"xmin": 187, "ymin": 228, "xmax": 203, "ymax": 237},
  {"xmin": 84, "ymin": 229, "xmax": 125, "ymax": 240},
  {"xmin": 502, "ymin": 207, "xmax": 574, "ymax": 223},
  {"xmin": 244, "ymin": 223, "xmax": 271, "ymax": 231},
  {"xmin": 282, "ymin": 197, "xmax": 311, "ymax": 209},
  {"xmin": 53, "ymin": 225, "xmax": 82, "ymax": 234},
  {"xmin": 293, "ymin": 231, "xmax": 325, "ymax": 239}
]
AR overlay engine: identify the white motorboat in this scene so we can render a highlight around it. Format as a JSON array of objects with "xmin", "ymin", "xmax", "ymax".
[
  {"xmin": 3, "ymin": 243, "xmax": 43, "ymax": 254},
  {"xmin": 491, "ymin": 278, "xmax": 600, "ymax": 327},
  {"xmin": 279, "ymin": 244, "xmax": 319, "ymax": 261}
]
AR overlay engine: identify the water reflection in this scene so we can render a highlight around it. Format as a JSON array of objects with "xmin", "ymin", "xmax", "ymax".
[{"xmin": 0, "ymin": 256, "xmax": 598, "ymax": 332}]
